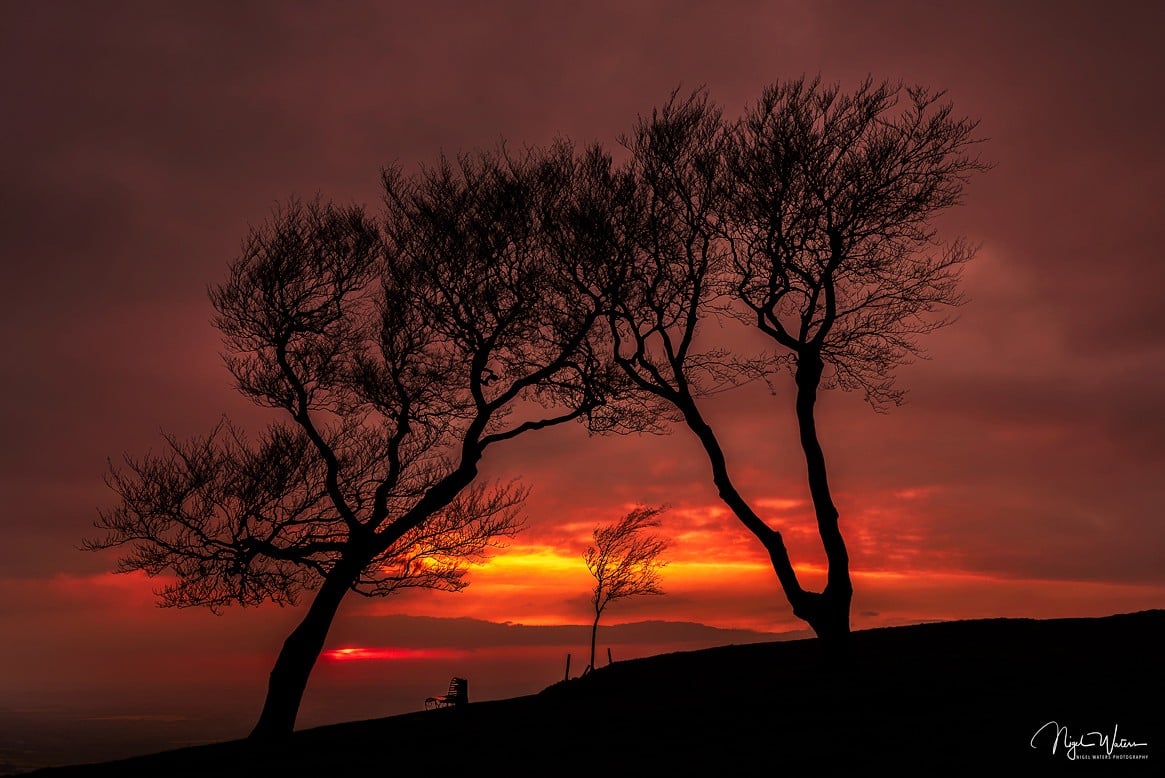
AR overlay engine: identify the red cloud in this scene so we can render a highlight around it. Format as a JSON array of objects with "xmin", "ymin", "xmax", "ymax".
[{"xmin": 323, "ymin": 647, "xmax": 469, "ymax": 662}]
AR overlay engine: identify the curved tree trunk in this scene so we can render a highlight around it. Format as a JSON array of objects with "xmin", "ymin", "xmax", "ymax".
[
  {"xmin": 675, "ymin": 397, "xmax": 813, "ymax": 619},
  {"xmin": 676, "ymin": 372, "xmax": 852, "ymax": 641},
  {"xmin": 793, "ymin": 351, "xmax": 852, "ymax": 640},
  {"xmin": 250, "ymin": 558, "xmax": 360, "ymax": 739}
]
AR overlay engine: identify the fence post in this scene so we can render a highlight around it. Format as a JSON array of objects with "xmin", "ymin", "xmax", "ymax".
[{"xmin": 563, "ymin": 653, "xmax": 571, "ymax": 681}]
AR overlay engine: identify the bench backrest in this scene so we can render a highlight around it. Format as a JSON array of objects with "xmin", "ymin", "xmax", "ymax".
[{"xmin": 448, "ymin": 677, "xmax": 467, "ymax": 700}]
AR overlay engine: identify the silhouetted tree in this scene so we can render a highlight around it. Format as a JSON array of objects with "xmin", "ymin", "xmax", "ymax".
[
  {"xmin": 583, "ymin": 506, "xmax": 668, "ymax": 673},
  {"xmin": 88, "ymin": 144, "xmax": 629, "ymax": 738},
  {"xmin": 721, "ymin": 77, "xmax": 987, "ymax": 638},
  {"xmin": 563, "ymin": 80, "xmax": 985, "ymax": 640}
]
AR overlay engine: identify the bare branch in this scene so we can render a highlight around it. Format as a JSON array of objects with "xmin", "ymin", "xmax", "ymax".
[
  {"xmin": 355, "ymin": 481, "xmax": 526, "ymax": 596},
  {"xmin": 724, "ymin": 75, "xmax": 990, "ymax": 407},
  {"xmin": 85, "ymin": 419, "xmax": 344, "ymax": 611}
]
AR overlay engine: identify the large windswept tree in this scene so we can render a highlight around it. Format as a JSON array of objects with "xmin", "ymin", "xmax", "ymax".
[
  {"xmin": 89, "ymin": 145, "xmax": 629, "ymax": 738},
  {"xmin": 564, "ymin": 80, "xmax": 985, "ymax": 640},
  {"xmin": 721, "ymin": 77, "xmax": 987, "ymax": 637}
]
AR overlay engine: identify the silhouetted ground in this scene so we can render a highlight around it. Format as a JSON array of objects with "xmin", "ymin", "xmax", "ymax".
[{"xmin": 25, "ymin": 611, "xmax": 1162, "ymax": 775}]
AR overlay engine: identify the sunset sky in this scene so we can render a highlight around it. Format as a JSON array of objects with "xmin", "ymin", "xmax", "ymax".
[{"xmin": 2, "ymin": 0, "xmax": 1164, "ymax": 765}]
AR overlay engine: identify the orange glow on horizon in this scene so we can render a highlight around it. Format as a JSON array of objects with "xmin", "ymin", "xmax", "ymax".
[
  {"xmin": 73, "ymin": 496, "xmax": 1165, "ymax": 639},
  {"xmin": 370, "ymin": 525, "xmax": 1165, "ymax": 633}
]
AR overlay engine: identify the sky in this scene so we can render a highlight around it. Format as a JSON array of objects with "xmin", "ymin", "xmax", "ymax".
[{"xmin": 2, "ymin": 0, "xmax": 1164, "ymax": 768}]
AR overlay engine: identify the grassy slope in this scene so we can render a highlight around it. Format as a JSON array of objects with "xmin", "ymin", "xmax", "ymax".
[{"xmin": 26, "ymin": 611, "xmax": 1163, "ymax": 776}]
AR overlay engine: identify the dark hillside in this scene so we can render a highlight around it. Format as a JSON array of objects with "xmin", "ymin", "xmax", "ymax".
[{"xmin": 27, "ymin": 611, "xmax": 1163, "ymax": 776}]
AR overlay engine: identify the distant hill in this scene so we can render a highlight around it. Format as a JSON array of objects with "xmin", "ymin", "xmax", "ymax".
[
  {"xmin": 24, "ymin": 611, "xmax": 1163, "ymax": 776},
  {"xmin": 326, "ymin": 612, "xmax": 806, "ymax": 648}
]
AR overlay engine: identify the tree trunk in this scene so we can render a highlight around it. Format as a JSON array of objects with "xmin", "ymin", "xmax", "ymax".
[
  {"xmin": 588, "ymin": 611, "xmax": 601, "ymax": 673},
  {"xmin": 250, "ymin": 559, "xmax": 360, "ymax": 739},
  {"xmin": 675, "ymin": 396, "xmax": 812, "ymax": 618},
  {"xmin": 676, "ymin": 382, "xmax": 852, "ymax": 641},
  {"xmin": 794, "ymin": 351, "xmax": 852, "ymax": 639}
]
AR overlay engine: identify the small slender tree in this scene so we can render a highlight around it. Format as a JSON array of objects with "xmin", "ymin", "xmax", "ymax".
[{"xmin": 583, "ymin": 506, "xmax": 668, "ymax": 673}]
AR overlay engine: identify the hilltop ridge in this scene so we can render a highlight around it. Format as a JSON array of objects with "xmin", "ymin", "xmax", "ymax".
[{"xmin": 25, "ymin": 611, "xmax": 1163, "ymax": 776}]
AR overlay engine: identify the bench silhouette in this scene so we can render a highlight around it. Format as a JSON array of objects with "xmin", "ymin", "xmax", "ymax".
[{"xmin": 425, "ymin": 677, "xmax": 468, "ymax": 710}]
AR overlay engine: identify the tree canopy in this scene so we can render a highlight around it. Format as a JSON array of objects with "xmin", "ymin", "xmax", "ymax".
[
  {"xmin": 89, "ymin": 146, "xmax": 638, "ymax": 737},
  {"xmin": 89, "ymin": 76, "xmax": 986, "ymax": 736}
]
